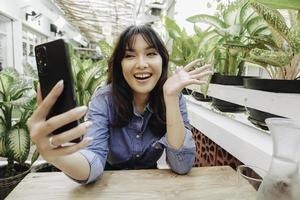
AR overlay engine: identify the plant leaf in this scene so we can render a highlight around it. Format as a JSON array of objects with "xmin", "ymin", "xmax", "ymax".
[
  {"xmin": 187, "ymin": 14, "xmax": 227, "ymax": 30},
  {"xmin": 251, "ymin": 26, "xmax": 271, "ymax": 36},
  {"xmin": 98, "ymin": 40, "xmax": 113, "ymax": 58},
  {"xmin": 164, "ymin": 16, "xmax": 182, "ymax": 38},
  {"xmin": 31, "ymin": 148, "xmax": 39, "ymax": 166},
  {"xmin": 0, "ymin": 127, "xmax": 6, "ymax": 156},
  {"xmin": 223, "ymin": 43, "xmax": 257, "ymax": 52},
  {"xmin": 252, "ymin": 0, "xmax": 300, "ymax": 10},
  {"xmin": 10, "ymin": 95, "xmax": 33, "ymax": 107},
  {"xmin": 249, "ymin": 48, "xmax": 292, "ymax": 67},
  {"xmin": 223, "ymin": 2, "xmax": 240, "ymax": 26},
  {"xmin": 8, "ymin": 127, "xmax": 30, "ymax": 163},
  {"xmin": 240, "ymin": 1, "xmax": 256, "ymax": 24},
  {"xmin": 247, "ymin": 35, "xmax": 279, "ymax": 49},
  {"xmin": 251, "ymin": 2, "xmax": 300, "ymax": 53},
  {"xmin": 246, "ymin": 16, "xmax": 268, "ymax": 35},
  {"xmin": 199, "ymin": 30, "xmax": 221, "ymax": 47},
  {"xmin": 193, "ymin": 24, "xmax": 203, "ymax": 37}
]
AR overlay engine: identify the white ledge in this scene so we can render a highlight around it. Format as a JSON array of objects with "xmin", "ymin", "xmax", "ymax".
[
  {"xmin": 187, "ymin": 84, "xmax": 300, "ymax": 121},
  {"xmin": 185, "ymin": 95, "xmax": 272, "ymax": 172}
]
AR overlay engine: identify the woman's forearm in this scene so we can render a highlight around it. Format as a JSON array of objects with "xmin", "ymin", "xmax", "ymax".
[
  {"xmin": 164, "ymin": 94, "xmax": 186, "ymax": 149},
  {"xmin": 45, "ymin": 152, "xmax": 90, "ymax": 181}
]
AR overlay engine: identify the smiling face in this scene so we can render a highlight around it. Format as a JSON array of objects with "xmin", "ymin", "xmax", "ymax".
[{"xmin": 121, "ymin": 34, "xmax": 163, "ymax": 99}]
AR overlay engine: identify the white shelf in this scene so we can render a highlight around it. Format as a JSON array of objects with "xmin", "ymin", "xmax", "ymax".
[
  {"xmin": 185, "ymin": 95, "xmax": 272, "ymax": 172},
  {"xmin": 187, "ymin": 84, "xmax": 300, "ymax": 121}
]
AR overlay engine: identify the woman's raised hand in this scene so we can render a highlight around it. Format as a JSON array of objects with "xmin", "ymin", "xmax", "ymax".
[
  {"xmin": 27, "ymin": 80, "xmax": 93, "ymax": 162},
  {"xmin": 163, "ymin": 59, "xmax": 213, "ymax": 97}
]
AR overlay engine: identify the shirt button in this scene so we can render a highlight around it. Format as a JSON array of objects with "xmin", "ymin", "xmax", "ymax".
[
  {"xmin": 136, "ymin": 154, "xmax": 140, "ymax": 158},
  {"xmin": 136, "ymin": 135, "xmax": 140, "ymax": 139}
]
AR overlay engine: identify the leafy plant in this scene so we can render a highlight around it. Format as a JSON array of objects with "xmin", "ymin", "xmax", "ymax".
[
  {"xmin": 244, "ymin": 1, "xmax": 300, "ymax": 79},
  {"xmin": 70, "ymin": 45, "xmax": 108, "ymax": 108},
  {"xmin": 98, "ymin": 39, "xmax": 113, "ymax": 61},
  {"xmin": 252, "ymin": 0, "xmax": 300, "ymax": 10},
  {"xmin": 164, "ymin": 16, "xmax": 205, "ymax": 69},
  {"xmin": 0, "ymin": 67, "xmax": 37, "ymax": 177},
  {"xmin": 187, "ymin": 0, "xmax": 270, "ymax": 76},
  {"xmin": 163, "ymin": 16, "xmax": 211, "ymax": 96}
]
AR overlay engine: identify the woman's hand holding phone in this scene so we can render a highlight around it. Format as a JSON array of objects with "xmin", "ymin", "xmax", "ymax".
[{"xmin": 27, "ymin": 80, "xmax": 93, "ymax": 162}]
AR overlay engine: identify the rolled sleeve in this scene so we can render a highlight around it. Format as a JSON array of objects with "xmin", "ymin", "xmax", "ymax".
[
  {"xmin": 158, "ymin": 129, "xmax": 195, "ymax": 174},
  {"xmin": 158, "ymin": 94, "xmax": 196, "ymax": 174},
  {"xmin": 79, "ymin": 149, "xmax": 104, "ymax": 184},
  {"xmin": 66, "ymin": 149, "xmax": 104, "ymax": 184}
]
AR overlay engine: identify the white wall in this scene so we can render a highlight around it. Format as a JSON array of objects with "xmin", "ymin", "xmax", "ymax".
[
  {"xmin": 0, "ymin": 0, "xmax": 20, "ymax": 70},
  {"xmin": 12, "ymin": 21, "xmax": 23, "ymax": 72},
  {"xmin": 0, "ymin": 0, "xmax": 83, "ymax": 73},
  {"xmin": 0, "ymin": 0, "xmax": 20, "ymax": 20}
]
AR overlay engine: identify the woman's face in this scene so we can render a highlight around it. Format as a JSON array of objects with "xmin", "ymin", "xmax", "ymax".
[{"xmin": 121, "ymin": 34, "xmax": 162, "ymax": 97}]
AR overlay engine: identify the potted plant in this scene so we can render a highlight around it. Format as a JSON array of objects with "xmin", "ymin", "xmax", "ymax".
[
  {"xmin": 187, "ymin": 0, "xmax": 269, "ymax": 111},
  {"xmin": 242, "ymin": 1, "xmax": 300, "ymax": 129},
  {"xmin": 163, "ymin": 16, "xmax": 210, "ymax": 101},
  {"xmin": 70, "ymin": 44, "xmax": 108, "ymax": 107},
  {"xmin": 0, "ymin": 67, "xmax": 38, "ymax": 199}
]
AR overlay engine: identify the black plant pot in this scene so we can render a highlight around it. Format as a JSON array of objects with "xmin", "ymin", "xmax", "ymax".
[
  {"xmin": 210, "ymin": 74, "xmax": 246, "ymax": 112},
  {"xmin": 246, "ymin": 108, "xmax": 280, "ymax": 130},
  {"xmin": 244, "ymin": 78, "xmax": 300, "ymax": 130},
  {"xmin": 192, "ymin": 92, "xmax": 212, "ymax": 102},
  {"xmin": 0, "ymin": 164, "xmax": 30, "ymax": 200}
]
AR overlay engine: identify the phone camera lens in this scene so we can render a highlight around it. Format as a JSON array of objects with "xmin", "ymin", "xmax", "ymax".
[{"xmin": 36, "ymin": 46, "xmax": 47, "ymax": 75}]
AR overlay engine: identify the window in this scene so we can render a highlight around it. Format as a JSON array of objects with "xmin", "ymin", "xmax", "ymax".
[
  {"xmin": 22, "ymin": 26, "xmax": 48, "ymax": 67},
  {"xmin": 22, "ymin": 42, "xmax": 27, "ymax": 56}
]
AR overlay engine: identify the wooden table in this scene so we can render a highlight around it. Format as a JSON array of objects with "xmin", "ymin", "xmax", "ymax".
[{"xmin": 6, "ymin": 166, "xmax": 256, "ymax": 200}]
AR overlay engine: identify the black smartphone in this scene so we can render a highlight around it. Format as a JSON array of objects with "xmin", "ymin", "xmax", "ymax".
[{"xmin": 35, "ymin": 39, "xmax": 80, "ymax": 141}]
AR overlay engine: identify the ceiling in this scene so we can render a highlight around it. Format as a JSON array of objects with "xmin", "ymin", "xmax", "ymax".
[{"xmin": 53, "ymin": 0, "xmax": 167, "ymax": 43}]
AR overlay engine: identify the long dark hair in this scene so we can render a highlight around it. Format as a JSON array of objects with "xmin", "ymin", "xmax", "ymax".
[{"xmin": 107, "ymin": 25, "xmax": 169, "ymax": 137}]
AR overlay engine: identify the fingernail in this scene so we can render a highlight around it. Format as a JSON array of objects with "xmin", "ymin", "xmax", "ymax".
[
  {"xmin": 84, "ymin": 121, "xmax": 93, "ymax": 128},
  {"xmin": 75, "ymin": 106, "xmax": 87, "ymax": 114},
  {"xmin": 57, "ymin": 80, "xmax": 64, "ymax": 87}
]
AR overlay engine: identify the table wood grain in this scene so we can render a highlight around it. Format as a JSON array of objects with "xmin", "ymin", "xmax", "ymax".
[{"xmin": 6, "ymin": 166, "xmax": 256, "ymax": 200}]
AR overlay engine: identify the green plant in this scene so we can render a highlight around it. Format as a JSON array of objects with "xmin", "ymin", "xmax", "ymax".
[
  {"xmin": 187, "ymin": 1, "xmax": 270, "ymax": 76},
  {"xmin": 244, "ymin": 1, "xmax": 300, "ymax": 79},
  {"xmin": 0, "ymin": 67, "xmax": 37, "ymax": 177},
  {"xmin": 164, "ymin": 16, "xmax": 205, "ymax": 69},
  {"xmin": 163, "ymin": 16, "xmax": 211, "ymax": 96},
  {"xmin": 98, "ymin": 39, "xmax": 113, "ymax": 61},
  {"xmin": 252, "ymin": 0, "xmax": 300, "ymax": 10},
  {"xmin": 70, "ymin": 45, "xmax": 108, "ymax": 108}
]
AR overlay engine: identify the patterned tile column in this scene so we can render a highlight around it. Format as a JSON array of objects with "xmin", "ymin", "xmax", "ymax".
[{"xmin": 191, "ymin": 127, "xmax": 243, "ymax": 170}]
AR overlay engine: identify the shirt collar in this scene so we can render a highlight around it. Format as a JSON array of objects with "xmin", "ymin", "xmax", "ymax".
[{"xmin": 132, "ymin": 102, "xmax": 153, "ymax": 117}]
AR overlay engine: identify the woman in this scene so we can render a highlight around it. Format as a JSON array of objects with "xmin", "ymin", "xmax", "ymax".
[{"xmin": 28, "ymin": 25, "xmax": 212, "ymax": 184}]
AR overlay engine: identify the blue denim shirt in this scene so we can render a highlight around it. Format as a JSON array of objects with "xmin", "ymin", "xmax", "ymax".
[{"xmin": 76, "ymin": 84, "xmax": 195, "ymax": 184}]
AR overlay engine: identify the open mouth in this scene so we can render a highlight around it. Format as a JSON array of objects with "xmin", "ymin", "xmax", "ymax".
[{"xmin": 134, "ymin": 73, "xmax": 152, "ymax": 81}]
